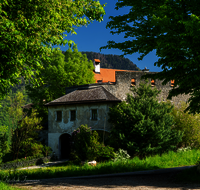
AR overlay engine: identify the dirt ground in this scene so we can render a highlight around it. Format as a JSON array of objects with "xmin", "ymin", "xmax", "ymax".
[{"xmin": 11, "ymin": 172, "xmax": 200, "ymax": 190}]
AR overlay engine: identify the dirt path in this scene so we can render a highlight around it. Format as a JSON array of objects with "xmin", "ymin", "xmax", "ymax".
[{"xmin": 11, "ymin": 172, "xmax": 200, "ymax": 190}]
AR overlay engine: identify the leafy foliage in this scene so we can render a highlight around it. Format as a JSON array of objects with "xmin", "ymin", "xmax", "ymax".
[
  {"xmin": 71, "ymin": 125, "xmax": 115, "ymax": 162},
  {"xmin": 11, "ymin": 108, "xmax": 43, "ymax": 160},
  {"xmin": 0, "ymin": 132, "xmax": 10, "ymax": 164},
  {"xmin": 100, "ymin": 0, "xmax": 200, "ymax": 113},
  {"xmin": 108, "ymin": 81, "xmax": 183, "ymax": 158},
  {"xmin": 26, "ymin": 45, "xmax": 95, "ymax": 126},
  {"xmin": 0, "ymin": 0, "xmax": 106, "ymax": 99},
  {"xmin": 114, "ymin": 149, "xmax": 130, "ymax": 162},
  {"xmin": 0, "ymin": 84, "xmax": 31, "ymax": 134},
  {"xmin": 171, "ymin": 102, "xmax": 200, "ymax": 149}
]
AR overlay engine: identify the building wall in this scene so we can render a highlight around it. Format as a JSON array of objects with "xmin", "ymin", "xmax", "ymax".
[
  {"xmin": 48, "ymin": 102, "xmax": 117, "ymax": 158},
  {"xmin": 103, "ymin": 71, "xmax": 190, "ymax": 106},
  {"xmin": 66, "ymin": 71, "xmax": 190, "ymax": 106},
  {"xmin": 49, "ymin": 71, "xmax": 190, "ymax": 158}
]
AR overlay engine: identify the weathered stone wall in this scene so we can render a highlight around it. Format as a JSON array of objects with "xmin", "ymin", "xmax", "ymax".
[
  {"xmin": 107, "ymin": 71, "xmax": 190, "ymax": 106},
  {"xmin": 66, "ymin": 71, "xmax": 190, "ymax": 106},
  {"xmin": 48, "ymin": 102, "xmax": 117, "ymax": 158}
]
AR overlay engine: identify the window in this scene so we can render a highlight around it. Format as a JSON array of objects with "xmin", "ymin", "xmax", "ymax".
[
  {"xmin": 91, "ymin": 109, "xmax": 97, "ymax": 120},
  {"xmin": 70, "ymin": 110, "xmax": 76, "ymax": 121},
  {"xmin": 151, "ymin": 79, "xmax": 155, "ymax": 86},
  {"xmin": 171, "ymin": 80, "xmax": 175, "ymax": 87},
  {"xmin": 56, "ymin": 111, "xmax": 62, "ymax": 122},
  {"xmin": 131, "ymin": 79, "xmax": 136, "ymax": 87}
]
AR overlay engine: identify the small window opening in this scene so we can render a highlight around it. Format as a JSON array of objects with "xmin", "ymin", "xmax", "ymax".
[
  {"xmin": 92, "ymin": 109, "xmax": 97, "ymax": 120},
  {"xmin": 171, "ymin": 80, "xmax": 175, "ymax": 87},
  {"xmin": 151, "ymin": 79, "xmax": 155, "ymax": 86},
  {"xmin": 97, "ymin": 80, "xmax": 102, "ymax": 83},
  {"xmin": 70, "ymin": 110, "xmax": 76, "ymax": 121},
  {"xmin": 56, "ymin": 111, "xmax": 62, "ymax": 122},
  {"xmin": 131, "ymin": 79, "xmax": 136, "ymax": 87}
]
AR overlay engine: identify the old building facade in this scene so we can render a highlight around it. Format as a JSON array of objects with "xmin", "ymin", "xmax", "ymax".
[{"xmin": 45, "ymin": 60, "xmax": 190, "ymax": 159}]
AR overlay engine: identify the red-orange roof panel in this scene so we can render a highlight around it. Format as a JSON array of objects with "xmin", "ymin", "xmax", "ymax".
[{"xmin": 94, "ymin": 68, "xmax": 136, "ymax": 83}]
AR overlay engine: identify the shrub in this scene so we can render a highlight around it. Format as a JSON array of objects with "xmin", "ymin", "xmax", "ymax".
[
  {"xmin": 108, "ymin": 81, "xmax": 183, "ymax": 159},
  {"xmin": 87, "ymin": 138, "xmax": 116, "ymax": 162},
  {"xmin": 171, "ymin": 101, "xmax": 200, "ymax": 149},
  {"xmin": 71, "ymin": 125, "xmax": 115, "ymax": 162},
  {"xmin": 114, "ymin": 149, "xmax": 130, "ymax": 162},
  {"xmin": 42, "ymin": 145, "xmax": 53, "ymax": 157},
  {"xmin": 71, "ymin": 124, "xmax": 93, "ymax": 161},
  {"xmin": 177, "ymin": 146, "xmax": 191, "ymax": 153}
]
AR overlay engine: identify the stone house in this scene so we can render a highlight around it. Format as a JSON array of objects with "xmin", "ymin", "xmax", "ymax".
[{"xmin": 45, "ymin": 59, "xmax": 190, "ymax": 159}]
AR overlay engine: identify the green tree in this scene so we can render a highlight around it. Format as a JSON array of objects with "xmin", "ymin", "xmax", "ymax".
[
  {"xmin": 0, "ymin": 84, "xmax": 31, "ymax": 143},
  {"xmin": 7, "ymin": 91, "xmax": 26, "ymax": 143},
  {"xmin": 171, "ymin": 102, "xmax": 200, "ymax": 149},
  {"xmin": 11, "ymin": 108, "xmax": 43, "ymax": 160},
  {"xmin": 0, "ymin": 0, "xmax": 106, "ymax": 100},
  {"xmin": 0, "ymin": 126, "xmax": 10, "ymax": 163},
  {"xmin": 26, "ymin": 45, "xmax": 95, "ymax": 125},
  {"xmin": 108, "ymin": 81, "xmax": 183, "ymax": 159},
  {"xmin": 100, "ymin": 0, "xmax": 200, "ymax": 113}
]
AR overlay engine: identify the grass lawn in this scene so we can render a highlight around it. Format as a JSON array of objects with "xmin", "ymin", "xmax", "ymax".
[
  {"xmin": 0, "ymin": 149, "xmax": 200, "ymax": 186},
  {"xmin": 0, "ymin": 182, "xmax": 25, "ymax": 190}
]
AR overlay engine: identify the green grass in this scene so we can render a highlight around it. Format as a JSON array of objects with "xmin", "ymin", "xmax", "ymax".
[
  {"xmin": 0, "ymin": 182, "xmax": 25, "ymax": 190},
  {"xmin": 0, "ymin": 149, "xmax": 200, "ymax": 183}
]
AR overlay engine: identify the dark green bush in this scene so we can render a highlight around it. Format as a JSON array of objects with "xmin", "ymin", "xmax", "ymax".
[
  {"xmin": 0, "ymin": 154, "xmax": 50, "ymax": 170},
  {"xmin": 71, "ymin": 125, "xmax": 115, "ymax": 162},
  {"xmin": 108, "ymin": 81, "xmax": 183, "ymax": 159},
  {"xmin": 171, "ymin": 101, "xmax": 200, "ymax": 149}
]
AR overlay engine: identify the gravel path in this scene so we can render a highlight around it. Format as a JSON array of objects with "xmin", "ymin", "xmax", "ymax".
[{"xmin": 11, "ymin": 172, "xmax": 200, "ymax": 190}]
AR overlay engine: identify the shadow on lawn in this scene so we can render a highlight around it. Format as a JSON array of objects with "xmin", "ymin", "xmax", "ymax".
[{"xmin": 11, "ymin": 168, "xmax": 200, "ymax": 190}]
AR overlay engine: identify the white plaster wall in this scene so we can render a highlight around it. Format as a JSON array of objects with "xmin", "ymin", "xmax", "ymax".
[
  {"xmin": 48, "ymin": 103, "xmax": 116, "ymax": 157},
  {"xmin": 48, "ymin": 133, "xmax": 62, "ymax": 159}
]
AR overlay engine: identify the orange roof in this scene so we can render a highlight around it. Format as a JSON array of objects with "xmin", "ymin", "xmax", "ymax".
[
  {"xmin": 94, "ymin": 59, "xmax": 100, "ymax": 63},
  {"xmin": 94, "ymin": 68, "xmax": 136, "ymax": 83}
]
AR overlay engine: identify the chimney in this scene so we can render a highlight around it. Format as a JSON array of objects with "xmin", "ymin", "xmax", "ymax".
[
  {"xmin": 142, "ymin": 67, "xmax": 149, "ymax": 72},
  {"xmin": 93, "ymin": 59, "xmax": 100, "ymax": 73}
]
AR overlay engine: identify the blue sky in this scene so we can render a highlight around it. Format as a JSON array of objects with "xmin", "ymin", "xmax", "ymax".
[{"xmin": 53, "ymin": 0, "xmax": 162, "ymax": 72}]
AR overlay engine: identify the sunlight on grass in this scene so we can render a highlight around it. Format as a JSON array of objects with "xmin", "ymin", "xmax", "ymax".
[
  {"xmin": 0, "ymin": 182, "xmax": 25, "ymax": 190},
  {"xmin": 0, "ymin": 149, "xmax": 200, "ymax": 184}
]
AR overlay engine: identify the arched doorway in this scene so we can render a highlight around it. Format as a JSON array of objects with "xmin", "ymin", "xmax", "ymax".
[{"xmin": 59, "ymin": 133, "xmax": 71, "ymax": 159}]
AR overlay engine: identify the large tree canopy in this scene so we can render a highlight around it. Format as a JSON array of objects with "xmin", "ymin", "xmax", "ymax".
[
  {"xmin": 0, "ymin": 0, "xmax": 106, "ymax": 99},
  {"xmin": 26, "ymin": 45, "xmax": 95, "ymax": 126},
  {"xmin": 100, "ymin": 0, "xmax": 200, "ymax": 113}
]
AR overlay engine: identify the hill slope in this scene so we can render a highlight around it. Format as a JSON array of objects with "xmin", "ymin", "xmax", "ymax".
[
  {"xmin": 81, "ymin": 52, "xmax": 141, "ymax": 71},
  {"xmin": 62, "ymin": 51, "xmax": 141, "ymax": 71}
]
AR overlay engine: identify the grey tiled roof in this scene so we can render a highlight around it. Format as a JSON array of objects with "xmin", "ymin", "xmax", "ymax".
[{"xmin": 45, "ymin": 87, "xmax": 121, "ymax": 106}]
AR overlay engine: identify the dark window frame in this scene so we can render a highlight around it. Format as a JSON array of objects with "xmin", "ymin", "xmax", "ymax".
[
  {"xmin": 56, "ymin": 111, "xmax": 62, "ymax": 122},
  {"xmin": 91, "ymin": 109, "xmax": 98, "ymax": 120},
  {"xmin": 70, "ymin": 110, "xmax": 76, "ymax": 121}
]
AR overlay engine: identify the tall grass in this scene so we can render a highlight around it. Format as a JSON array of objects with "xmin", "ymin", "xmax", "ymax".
[{"xmin": 0, "ymin": 149, "xmax": 199, "ymax": 181}]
